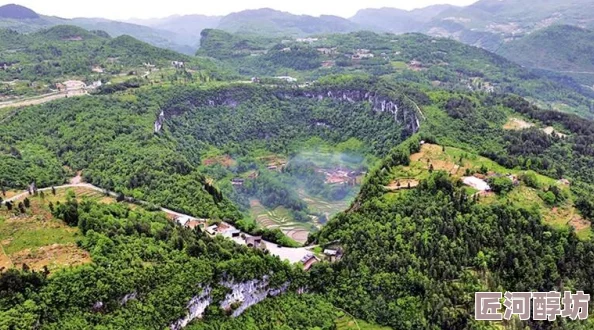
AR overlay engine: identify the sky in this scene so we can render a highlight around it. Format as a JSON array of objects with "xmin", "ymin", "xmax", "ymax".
[{"xmin": 1, "ymin": 0, "xmax": 478, "ymax": 20}]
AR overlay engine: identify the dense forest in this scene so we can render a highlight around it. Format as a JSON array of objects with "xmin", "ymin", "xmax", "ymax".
[
  {"xmin": 0, "ymin": 195, "xmax": 318, "ymax": 328},
  {"xmin": 3, "ymin": 18, "xmax": 594, "ymax": 329}
]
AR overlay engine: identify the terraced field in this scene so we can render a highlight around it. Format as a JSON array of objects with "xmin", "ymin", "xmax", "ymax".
[
  {"xmin": 250, "ymin": 199, "xmax": 312, "ymax": 244},
  {"xmin": 297, "ymin": 190, "xmax": 354, "ymax": 219}
]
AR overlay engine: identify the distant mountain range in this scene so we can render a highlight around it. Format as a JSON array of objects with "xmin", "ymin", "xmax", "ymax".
[
  {"xmin": 2, "ymin": 1, "xmax": 594, "ymax": 80},
  {"xmin": 0, "ymin": 4, "xmax": 194, "ymax": 54}
]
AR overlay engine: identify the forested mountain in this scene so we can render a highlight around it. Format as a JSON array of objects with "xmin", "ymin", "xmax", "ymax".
[
  {"xmin": 498, "ymin": 25, "xmax": 594, "ymax": 85},
  {"xmin": 0, "ymin": 3, "xmax": 38, "ymax": 19},
  {"xmin": 0, "ymin": 4, "xmax": 194, "ymax": 54},
  {"xmin": 2, "ymin": 2, "xmax": 594, "ymax": 329},
  {"xmin": 350, "ymin": 5, "xmax": 456, "ymax": 34},
  {"xmin": 198, "ymin": 29, "xmax": 594, "ymax": 118},
  {"xmin": 352, "ymin": 0, "xmax": 594, "ymax": 52},
  {"xmin": 128, "ymin": 15, "xmax": 223, "ymax": 49},
  {"xmin": 3, "ymin": 73, "xmax": 594, "ymax": 328},
  {"xmin": 0, "ymin": 25, "xmax": 223, "ymax": 96},
  {"xmin": 217, "ymin": 9, "xmax": 359, "ymax": 37}
]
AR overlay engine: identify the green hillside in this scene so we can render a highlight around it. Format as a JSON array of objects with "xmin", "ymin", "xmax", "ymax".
[
  {"xmin": 2, "ymin": 74, "xmax": 594, "ymax": 328},
  {"xmin": 217, "ymin": 8, "xmax": 359, "ymax": 37},
  {"xmin": 198, "ymin": 29, "xmax": 594, "ymax": 118},
  {"xmin": 499, "ymin": 25, "xmax": 594, "ymax": 85},
  {"xmin": 0, "ymin": 26, "xmax": 223, "ymax": 98}
]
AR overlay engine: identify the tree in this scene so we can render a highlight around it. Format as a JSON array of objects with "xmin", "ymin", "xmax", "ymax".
[
  {"xmin": 488, "ymin": 177, "xmax": 514, "ymax": 195},
  {"xmin": 542, "ymin": 191, "xmax": 556, "ymax": 205},
  {"xmin": 1, "ymin": 186, "xmax": 5, "ymax": 197},
  {"xmin": 48, "ymin": 201, "xmax": 54, "ymax": 213},
  {"xmin": 40, "ymin": 191, "xmax": 45, "ymax": 199},
  {"xmin": 51, "ymin": 187, "xmax": 56, "ymax": 196}
]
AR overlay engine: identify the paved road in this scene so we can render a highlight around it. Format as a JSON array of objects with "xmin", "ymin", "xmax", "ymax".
[{"xmin": 2, "ymin": 183, "xmax": 314, "ymax": 264}]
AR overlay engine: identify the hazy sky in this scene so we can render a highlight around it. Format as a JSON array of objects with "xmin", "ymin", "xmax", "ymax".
[{"xmin": 2, "ymin": 0, "xmax": 478, "ymax": 20}]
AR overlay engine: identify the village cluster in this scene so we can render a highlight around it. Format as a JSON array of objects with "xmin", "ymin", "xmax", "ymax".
[{"xmin": 175, "ymin": 215, "xmax": 342, "ymax": 271}]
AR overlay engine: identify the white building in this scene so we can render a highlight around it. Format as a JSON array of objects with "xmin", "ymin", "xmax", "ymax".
[
  {"xmin": 275, "ymin": 76, "xmax": 297, "ymax": 83},
  {"xmin": 462, "ymin": 176, "xmax": 491, "ymax": 191}
]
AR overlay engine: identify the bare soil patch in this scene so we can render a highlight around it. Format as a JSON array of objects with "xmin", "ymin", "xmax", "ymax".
[
  {"xmin": 504, "ymin": 118, "xmax": 535, "ymax": 130},
  {"xmin": 569, "ymin": 216, "xmax": 591, "ymax": 232},
  {"xmin": 11, "ymin": 243, "xmax": 91, "ymax": 271},
  {"xmin": 386, "ymin": 179, "xmax": 419, "ymax": 191},
  {"xmin": 202, "ymin": 155, "xmax": 236, "ymax": 167}
]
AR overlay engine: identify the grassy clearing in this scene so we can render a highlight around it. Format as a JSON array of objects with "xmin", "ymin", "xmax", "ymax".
[
  {"xmin": 0, "ymin": 186, "xmax": 140, "ymax": 272},
  {"xmin": 391, "ymin": 61, "xmax": 408, "ymax": 70},
  {"xmin": 503, "ymin": 117, "xmax": 535, "ymax": 130},
  {"xmin": 0, "ymin": 189, "xmax": 95, "ymax": 272}
]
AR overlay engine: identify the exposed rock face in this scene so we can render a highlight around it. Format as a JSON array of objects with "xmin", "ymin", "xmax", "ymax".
[
  {"xmin": 220, "ymin": 277, "xmax": 290, "ymax": 317},
  {"xmin": 157, "ymin": 86, "xmax": 423, "ymax": 135},
  {"xmin": 120, "ymin": 292, "xmax": 138, "ymax": 305},
  {"xmin": 285, "ymin": 89, "xmax": 423, "ymax": 133},
  {"xmin": 170, "ymin": 287, "xmax": 212, "ymax": 330},
  {"xmin": 154, "ymin": 110, "xmax": 165, "ymax": 133},
  {"xmin": 170, "ymin": 277, "xmax": 291, "ymax": 329}
]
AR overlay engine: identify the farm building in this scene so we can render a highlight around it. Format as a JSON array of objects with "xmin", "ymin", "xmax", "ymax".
[
  {"xmin": 206, "ymin": 224, "xmax": 218, "ymax": 235},
  {"xmin": 301, "ymin": 254, "xmax": 320, "ymax": 271},
  {"xmin": 462, "ymin": 176, "xmax": 491, "ymax": 191},
  {"xmin": 245, "ymin": 236, "xmax": 263, "ymax": 248}
]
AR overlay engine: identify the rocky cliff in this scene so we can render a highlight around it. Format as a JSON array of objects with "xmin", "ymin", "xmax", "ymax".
[
  {"xmin": 154, "ymin": 85, "xmax": 423, "ymax": 135},
  {"xmin": 170, "ymin": 276, "xmax": 291, "ymax": 330}
]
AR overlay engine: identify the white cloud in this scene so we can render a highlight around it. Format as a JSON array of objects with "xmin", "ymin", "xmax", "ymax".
[{"xmin": 3, "ymin": 0, "xmax": 478, "ymax": 20}]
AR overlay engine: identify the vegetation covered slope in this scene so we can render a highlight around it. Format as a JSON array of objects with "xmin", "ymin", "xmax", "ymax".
[
  {"xmin": 0, "ymin": 78, "xmax": 423, "ymax": 244},
  {"xmin": 199, "ymin": 30, "xmax": 594, "ymax": 118},
  {"xmin": 217, "ymin": 8, "xmax": 359, "ymax": 37},
  {"xmin": 1, "ymin": 73, "xmax": 594, "ymax": 328},
  {"xmin": 0, "ymin": 4, "xmax": 39, "ymax": 19},
  {"xmin": 0, "ymin": 195, "xmax": 314, "ymax": 329},
  {"xmin": 0, "ymin": 5, "xmax": 193, "ymax": 54},
  {"xmin": 498, "ymin": 25, "xmax": 594, "ymax": 85},
  {"xmin": 310, "ymin": 90, "xmax": 594, "ymax": 329},
  {"xmin": 0, "ymin": 25, "xmax": 190, "ymax": 79}
]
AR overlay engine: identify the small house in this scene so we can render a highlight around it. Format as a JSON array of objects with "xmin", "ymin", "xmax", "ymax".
[
  {"xmin": 301, "ymin": 254, "xmax": 319, "ymax": 271},
  {"xmin": 462, "ymin": 176, "xmax": 491, "ymax": 192},
  {"xmin": 176, "ymin": 216, "xmax": 191, "ymax": 226},
  {"xmin": 231, "ymin": 178, "xmax": 245, "ymax": 186},
  {"xmin": 186, "ymin": 220, "xmax": 205, "ymax": 230},
  {"xmin": 172, "ymin": 61, "xmax": 185, "ymax": 69},
  {"xmin": 227, "ymin": 229, "xmax": 241, "ymax": 238},
  {"xmin": 275, "ymin": 76, "xmax": 297, "ymax": 83},
  {"xmin": 245, "ymin": 236, "xmax": 263, "ymax": 248},
  {"xmin": 206, "ymin": 224, "xmax": 218, "ymax": 235}
]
